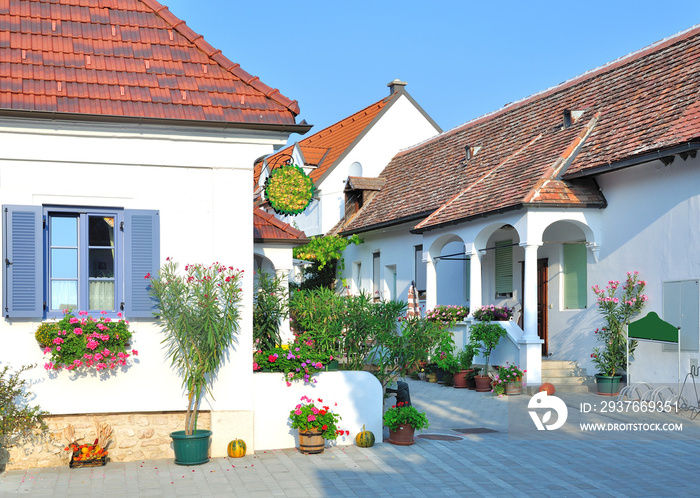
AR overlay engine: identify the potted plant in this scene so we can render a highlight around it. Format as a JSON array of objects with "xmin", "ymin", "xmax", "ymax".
[
  {"xmin": 288, "ymin": 395, "xmax": 347, "ymax": 454},
  {"xmin": 426, "ymin": 304, "xmax": 470, "ymax": 324},
  {"xmin": 469, "ymin": 321, "xmax": 507, "ymax": 392},
  {"xmin": 148, "ymin": 260, "xmax": 244, "ymax": 465},
  {"xmin": 591, "ymin": 271, "xmax": 647, "ymax": 395},
  {"xmin": 497, "ymin": 363, "xmax": 525, "ymax": 395},
  {"xmin": 453, "ymin": 344, "xmax": 477, "ymax": 388},
  {"xmin": 383, "ymin": 401, "xmax": 429, "ymax": 446},
  {"xmin": 465, "ymin": 367, "xmax": 481, "ymax": 390},
  {"xmin": 472, "ymin": 305, "xmax": 514, "ymax": 321}
]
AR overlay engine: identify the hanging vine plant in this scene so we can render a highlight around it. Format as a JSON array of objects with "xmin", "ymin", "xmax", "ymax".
[{"xmin": 264, "ymin": 164, "xmax": 315, "ymax": 215}]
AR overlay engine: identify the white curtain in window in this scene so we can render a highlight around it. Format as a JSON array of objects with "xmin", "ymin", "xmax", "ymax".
[
  {"xmin": 52, "ymin": 281, "xmax": 77, "ymax": 310},
  {"xmin": 89, "ymin": 281, "xmax": 114, "ymax": 311}
]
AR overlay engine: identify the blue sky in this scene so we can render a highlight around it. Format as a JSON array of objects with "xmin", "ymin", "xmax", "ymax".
[{"xmin": 165, "ymin": 0, "xmax": 700, "ymax": 140}]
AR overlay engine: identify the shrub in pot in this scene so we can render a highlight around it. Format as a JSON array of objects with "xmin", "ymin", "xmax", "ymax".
[
  {"xmin": 149, "ymin": 260, "xmax": 243, "ymax": 465},
  {"xmin": 383, "ymin": 401, "xmax": 429, "ymax": 446},
  {"xmin": 469, "ymin": 321, "xmax": 507, "ymax": 392}
]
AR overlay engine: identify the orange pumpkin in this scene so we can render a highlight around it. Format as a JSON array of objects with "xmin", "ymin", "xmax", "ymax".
[{"xmin": 227, "ymin": 439, "xmax": 246, "ymax": 458}]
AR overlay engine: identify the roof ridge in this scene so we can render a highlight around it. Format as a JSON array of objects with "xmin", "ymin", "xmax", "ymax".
[
  {"xmin": 140, "ymin": 0, "xmax": 299, "ymax": 115},
  {"xmin": 396, "ymin": 23, "xmax": 700, "ymax": 158}
]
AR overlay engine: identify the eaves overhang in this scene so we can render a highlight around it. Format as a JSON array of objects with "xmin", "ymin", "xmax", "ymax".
[
  {"xmin": 339, "ymin": 210, "xmax": 435, "ymax": 237},
  {"xmin": 0, "ymin": 109, "xmax": 314, "ymax": 135},
  {"xmin": 563, "ymin": 141, "xmax": 700, "ymax": 180}
]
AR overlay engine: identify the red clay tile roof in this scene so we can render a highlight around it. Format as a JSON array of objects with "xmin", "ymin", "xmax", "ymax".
[
  {"xmin": 0, "ymin": 0, "xmax": 301, "ymax": 125},
  {"xmin": 343, "ymin": 25, "xmax": 700, "ymax": 234},
  {"xmin": 254, "ymin": 91, "xmax": 399, "ymax": 185},
  {"xmin": 254, "ymin": 208, "xmax": 308, "ymax": 243}
]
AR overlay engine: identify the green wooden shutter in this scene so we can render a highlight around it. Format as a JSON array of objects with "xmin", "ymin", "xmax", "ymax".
[
  {"xmin": 563, "ymin": 243, "xmax": 587, "ymax": 309},
  {"xmin": 495, "ymin": 240, "xmax": 513, "ymax": 295}
]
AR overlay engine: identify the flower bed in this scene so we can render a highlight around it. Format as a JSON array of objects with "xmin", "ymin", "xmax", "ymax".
[{"xmin": 254, "ymin": 341, "xmax": 333, "ymax": 386}]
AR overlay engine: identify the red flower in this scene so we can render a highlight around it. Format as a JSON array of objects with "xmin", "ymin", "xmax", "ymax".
[
  {"xmin": 319, "ymin": 410, "xmax": 327, "ymax": 416},
  {"xmin": 144, "ymin": 273, "xmax": 151, "ymax": 279},
  {"xmin": 322, "ymin": 424, "xmax": 328, "ymax": 431}
]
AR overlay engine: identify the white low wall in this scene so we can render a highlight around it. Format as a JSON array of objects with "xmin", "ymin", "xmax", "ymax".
[
  {"xmin": 464, "ymin": 319, "xmax": 523, "ymax": 370},
  {"xmin": 253, "ymin": 371, "xmax": 382, "ymax": 451}
]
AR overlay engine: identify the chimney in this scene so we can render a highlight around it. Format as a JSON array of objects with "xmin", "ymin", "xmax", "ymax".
[{"xmin": 387, "ymin": 79, "xmax": 407, "ymax": 95}]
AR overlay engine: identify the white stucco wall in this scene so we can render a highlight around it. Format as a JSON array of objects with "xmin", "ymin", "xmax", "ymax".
[
  {"xmin": 340, "ymin": 224, "xmax": 425, "ymax": 305},
  {"xmin": 0, "ymin": 118, "xmax": 289, "ymax": 443},
  {"xmin": 286, "ymin": 93, "xmax": 441, "ymax": 237}
]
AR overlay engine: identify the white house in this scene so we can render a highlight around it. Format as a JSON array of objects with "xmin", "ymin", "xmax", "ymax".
[
  {"xmin": 340, "ymin": 25, "xmax": 700, "ymax": 387},
  {"xmin": 0, "ymin": 0, "xmax": 311, "ymax": 469},
  {"xmin": 255, "ymin": 80, "xmax": 442, "ymax": 237}
]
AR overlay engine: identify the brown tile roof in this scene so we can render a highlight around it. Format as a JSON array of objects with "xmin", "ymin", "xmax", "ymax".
[
  {"xmin": 345, "ymin": 176, "xmax": 386, "ymax": 191},
  {"xmin": 254, "ymin": 91, "xmax": 398, "ymax": 185},
  {"xmin": 343, "ymin": 25, "xmax": 700, "ymax": 234},
  {"xmin": 0, "ymin": 0, "xmax": 301, "ymax": 125},
  {"xmin": 254, "ymin": 208, "xmax": 308, "ymax": 243}
]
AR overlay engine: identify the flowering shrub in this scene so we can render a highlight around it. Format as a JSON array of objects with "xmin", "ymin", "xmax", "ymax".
[
  {"xmin": 40, "ymin": 311, "xmax": 135, "ymax": 372},
  {"xmin": 498, "ymin": 363, "xmax": 525, "ymax": 382},
  {"xmin": 288, "ymin": 396, "xmax": 346, "ymax": 440},
  {"xmin": 383, "ymin": 402, "xmax": 429, "ymax": 431},
  {"xmin": 472, "ymin": 305, "xmax": 513, "ymax": 321},
  {"xmin": 264, "ymin": 164, "xmax": 315, "ymax": 215},
  {"xmin": 426, "ymin": 305, "xmax": 470, "ymax": 324},
  {"xmin": 149, "ymin": 259, "xmax": 243, "ymax": 435},
  {"xmin": 491, "ymin": 375, "xmax": 506, "ymax": 396},
  {"xmin": 253, "ymin": 341, "xmax": 333, "ymax": 386},
  {"xmin": 591, "ymin": 271, "xmax": 647, "ymax": 376}
]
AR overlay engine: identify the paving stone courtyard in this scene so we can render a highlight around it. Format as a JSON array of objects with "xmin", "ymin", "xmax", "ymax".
[{"xmin": 2, "ymin": 377, "xmax": 700, "ymax": 497}]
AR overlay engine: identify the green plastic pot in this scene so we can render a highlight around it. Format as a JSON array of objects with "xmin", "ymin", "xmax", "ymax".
[
  {"xmin": 170, "ymin": 430, "xmax": 212, "ymax": 465},
  {"xmin": 595, "ymin": 374, "xmax": 622, "ymax": 396}
]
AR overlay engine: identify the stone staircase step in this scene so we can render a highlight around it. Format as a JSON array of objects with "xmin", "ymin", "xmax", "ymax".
[
  {"xmin": 542, "ymin": 368, "xmax": 589, "ymax": 378},
  {"xmin": 544, "ymin": 376, "xmax": 591, "ymax": 385},
  {"xmin": 541, "ymin": 360, "xmax": 578, "ymax": 370}
]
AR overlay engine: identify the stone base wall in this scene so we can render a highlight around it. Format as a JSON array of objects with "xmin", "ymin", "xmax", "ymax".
[{"xmin": 6, "ymin": 411, "xmax": 211, "ymax": 471}]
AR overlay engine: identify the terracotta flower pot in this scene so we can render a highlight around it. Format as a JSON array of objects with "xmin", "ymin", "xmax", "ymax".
[
  {"xmin": 453, "ymin": 369, "xmax": 469, "ymax": 388},
  {"xmin": 474, "ymin": 375, "xmax": 492, "ymax": 392},
  {"xmin": 388, "ymin": 424, "xmax": 415, "ymax": 446}
]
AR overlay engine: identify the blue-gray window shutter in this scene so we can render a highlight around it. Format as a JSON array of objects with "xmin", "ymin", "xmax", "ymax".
[
  {"xmin": 124, "ymin": 210, "xmax": 159, "ymax": 318},
  {"xmin": 3, "ymin": 205, "xmax": 43, "ymax": 318}
]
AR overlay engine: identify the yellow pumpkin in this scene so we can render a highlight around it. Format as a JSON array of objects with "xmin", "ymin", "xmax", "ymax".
[
  {"xmin": 355, "ymin": 425, "xmax": 375, "ymax": 448},
  {"xmin": 227, "ymin": 439, "xmax": 246, "ymax": 458}
]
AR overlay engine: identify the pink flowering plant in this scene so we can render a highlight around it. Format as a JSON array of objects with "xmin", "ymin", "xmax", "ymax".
[
  {"xmin": 426, "ymin": 305, "xmax": 470, "ymax": 324},
  {"xmin": 148, "ymin": 259, "xmax": 243, "ymax": 436},
  {"xmin": 498, "ymin": 362, "xmax": 525, "ymax": 382},
  {"xmin": 39, "ymin": 311, "xmax": 134, "ymax": 372},
  {"xmin": 472, "ymin": 305, "xmax": 514, "ymax": 321},
  {"xmin": 591, "ymin": 271, "xmax": 648, "ymax": 377},
  {"xmin": 288, "ymin": 396, "xmax": 346, "ymax": 440},
  {"xmin": 253, "ymin": 340, "xmax": 333, "ymax": 386}
]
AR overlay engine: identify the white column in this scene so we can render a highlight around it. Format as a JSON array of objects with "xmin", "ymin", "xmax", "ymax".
[
  {"xmin": 467, "ymin": 244, "xmax": 483, "ymax": 315},
  {"xmin": 521, "ymin": 243, "xmax": 541, "ymax": 340},
  {"xmin": 425, "ymin": 253, "xmax": 437, "ymax": 312},
  {"xmin": 519, "ymin": 242, "xmax": 544, "ymax": 387}
]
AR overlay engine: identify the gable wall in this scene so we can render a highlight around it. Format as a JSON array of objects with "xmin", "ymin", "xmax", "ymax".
[
  {"xmin": 287, "ymin": 94, "xmax": 441, "ymax": 236},
  {"xmin": 0, "ymin": 117, "xmax": 288, "ymax": 421}
]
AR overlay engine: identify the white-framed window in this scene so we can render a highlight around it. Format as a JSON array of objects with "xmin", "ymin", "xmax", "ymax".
[
  {"xmin": 385, "ymin": 265, "xmax": 397, "ymax": 301},
  {"xmin": 353, "ymin": 261, "xmax": 362, "ymax": 294},
  {"xmin": 414, "ymin": 245, "xmax": 426, "ymax": 300},
  {"xmin": 372, "ymin": 252, "xmax": 380, "ymax": 302},
  {"xmin": 3, "ymin": 205, "xmax": 159, "ymax": 319},
  {"xmin": 563, "ymin": 243, "xmax": 587, "ymax": 309},
  {"xmin": 495, "ymin": 240, "xmax": 513, "ymax": 297},
  {"xmin": 663, "ymin": 280, "xmax": 699, "ymax": 352}
]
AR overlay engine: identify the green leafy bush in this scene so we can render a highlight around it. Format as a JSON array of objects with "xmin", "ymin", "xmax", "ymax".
[
  {"xmin": 253, "ymin": 270, "xmax": 288, "ymax": 351},
  {"xmin": 0, "ymin": 364, "xmax": 48, "ymax": 456}
]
